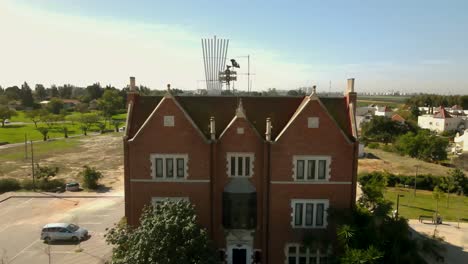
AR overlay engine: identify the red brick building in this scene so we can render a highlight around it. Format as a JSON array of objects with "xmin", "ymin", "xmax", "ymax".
[{"xmin": 123, "ymin": 77, "xmax": 358, "ymax": 264}]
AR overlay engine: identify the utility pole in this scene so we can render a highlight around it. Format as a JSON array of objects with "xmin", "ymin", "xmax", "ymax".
[
  {"xmin": 31, "ymin": 140, "xmax": 35, "ymax": 191},
  {"xmin": 414, "ymin": 165, "xmax": 419, "ymax": 197},
  {"xmin": 396, "ymin": 194, "xmax": 404, "ymax": 219},
  {"xmin": 24, "ymin": 134, "xmax": 28, "ymax": 159}
]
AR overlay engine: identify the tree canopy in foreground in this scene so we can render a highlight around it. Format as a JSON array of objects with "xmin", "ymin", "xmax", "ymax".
[{"xmin": 105, "ymin": 200, "xmax": 217, "ymax": 264}]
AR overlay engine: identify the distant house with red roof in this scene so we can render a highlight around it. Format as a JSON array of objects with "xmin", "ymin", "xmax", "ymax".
[
  {"xmin": 418, "ymin": 106, "xmax": 466, "ymax": 133},
  {"xmin": 123, "ymin": 77, "xmax": 359, "ymax": 263},
  {"xmin": 391, "ymin": 114, "xmax": 406, "ymax": 124}
]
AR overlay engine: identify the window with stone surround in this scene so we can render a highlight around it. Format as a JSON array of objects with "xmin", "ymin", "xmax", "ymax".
[
  {"xmin": 293, "ymin": 156, "xmax": 331, "ymax": 181},
  {"xmin": 291, "ymin": 199, "xmax": 329, "ymax": 228},
  {"xmin": 226, "ymin": 153, "xmax": 254, "ymax": 177},
  {"xmin": 150, "ymin": 154, "xmax": 188, "ymax": 180},
  {"xmin": 286, "ymin": 244, "xmax": 328, "ymax": 264}
]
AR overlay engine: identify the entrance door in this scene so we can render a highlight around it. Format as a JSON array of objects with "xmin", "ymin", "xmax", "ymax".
[{"xmin": 232, "ymin": 248, "xmax": 247, "ymax": 264}]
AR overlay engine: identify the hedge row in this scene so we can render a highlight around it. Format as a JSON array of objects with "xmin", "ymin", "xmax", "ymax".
[{"xmin": 0, "ymin": 178, "xmax": 65, "ymax": 193}]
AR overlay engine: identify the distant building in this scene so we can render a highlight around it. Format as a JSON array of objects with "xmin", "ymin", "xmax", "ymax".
[
  {"xmin": 418, "ymin": 106, "xmax": 466, "ymax": 133},
  {"xmin": 374, "ymin": 106, "xmax": 393, "ymax": 118},
  {"xmin": 391, "ymin": 114, "xmax": 406, "ymax": 124},
  {"xmin": 454, "ymin": 130, "xmax": 468, "ymax": 153}
]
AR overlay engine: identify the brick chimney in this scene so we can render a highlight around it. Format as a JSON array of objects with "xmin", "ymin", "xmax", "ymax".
[
  {"xmin": 346, "ymin": 78, "xmax": 357, "ymax": 113},
  {"xmin": 130, "ymin": 76, "xmax": 136, "ymax": 92},
  {"xmin": 127, "ymin": 76, "xmax": 139, "ymax": 106}
]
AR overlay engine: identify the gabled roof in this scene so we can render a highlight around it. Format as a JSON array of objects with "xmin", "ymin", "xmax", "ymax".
[
  {"xmin": 127, "ymin": 95, "xmax": 353, "ymax": 141},
  {"xmin": 433, "ymin": 107, "xmax": 452, "ymax": 119},
  {"xmin": 391, "ymin": 114, "xmax": 406, "ymax": 122}
]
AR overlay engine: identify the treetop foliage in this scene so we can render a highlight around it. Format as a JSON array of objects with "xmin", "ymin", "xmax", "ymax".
[{"xmin": 105, "ymin": 200, "xmax": 217, "ymax": 264}]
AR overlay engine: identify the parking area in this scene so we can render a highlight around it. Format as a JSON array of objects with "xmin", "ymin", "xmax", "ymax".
[{"xmin": 0, "ymin": 196, "xmax": 124, "ymax": 264}]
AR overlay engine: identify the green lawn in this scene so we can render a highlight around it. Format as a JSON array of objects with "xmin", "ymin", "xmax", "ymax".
[
  {"xmin": 385, "ymin": 187, "xmax": 468, "ymax": 222},
  {"xmin": 0, "ymin": 122, "xmax": 114, "ymax": 144},
  {"xmin": 0, "ymin": 138, "xmax": 81, "ymax": 161},
  {"xmin": 112, "ymin": 113, "xmax": 127, "ymax": 120},
  {"xmin": 8, "ymin": 111, "xmax": 30, "ymax": 122}
]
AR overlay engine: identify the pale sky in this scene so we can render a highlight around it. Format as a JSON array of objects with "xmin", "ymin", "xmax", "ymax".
[{"xmin": 1, "ymin": 0, "xmax": 467, "ymax": 94}]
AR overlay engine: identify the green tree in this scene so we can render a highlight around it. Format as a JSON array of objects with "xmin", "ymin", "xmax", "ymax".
[
  {"xmin": 0, "ymin": 105, "xmax": 17, "ymax": 127},
  {"xmin": 447, "ymin": 168, "xmax": 467, "ymax": 195},
  {"xmin": 111, "ymin": 119, "xmax": 123, "ymax": 132},
  {"xmin": 78, "ymin": 112, "xmax": 99, "ymax": 135},
  {"xmin": 394, "ymin": 130, "xmax": 448, "ymax": 161},
  {"xmin": 20, "ymin": 82, "xmax": 34, "ymax": 107},
  {"xmin": 79, "ymin": 166, "xmax": 103, "ymax": 189},
  {"xmin": 105, "ymin": 200, "xmax": 217, "ymax": 264},
  {"xmin": 47, "ymin": 98, "xmax": 64, "ymax": 114},
  {"xmin": 34, "ymin": 84, "xmax": 47, "ymax": 101},
  {"xmin": 439, "ymin": 175, "xmax": 456, "ymax": 208},
  {"xmin": 35, "ymin": 164, "xmax": 59, "ymax": 182},
  {"xmin": 358, "ymin": 172, "xmax": 387, "ymax": 210},
  {"xmin": 37, "ymin": 127, "xmax": 49, "ymax": 141},
  {"xmin": 25, "ymin": 109, "xmax": 45, "ymax": 128},
  {"xmin": 48, "ymin": 85, "xmax": 59, "ymax": 97},
  {"xmin": 97, "ymin": 89, "xmax": 124, "ymax": 120},
  {"xmin": 432, "ymin": 186, "xmax": 445, "ymax": 218},
  {"xmin": 4, "ymin": 86, "xmax": 21, "ymax": 100},
  {"xmin": 361, "ymin": 116, "xmax": 411, "ymax": 143}
]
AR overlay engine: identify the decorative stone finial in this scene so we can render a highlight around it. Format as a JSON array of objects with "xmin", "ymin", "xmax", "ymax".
[{"xmin": 167, "ymin": 84, "xmax": 171, "ymax": 91}]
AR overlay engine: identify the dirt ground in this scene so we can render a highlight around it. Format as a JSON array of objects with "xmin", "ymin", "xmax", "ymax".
[
  {"xmin": 0, "ymin": 134, "xmax": 124, "ymax": 193},
  {"xmin": 358, "ymin": 148, "xmax": 468, "ymax": 176}
]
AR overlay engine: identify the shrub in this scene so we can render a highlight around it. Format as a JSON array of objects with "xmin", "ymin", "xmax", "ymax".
[
  {"xmin": 80, "ymin": 166, "xmax": 103, "ymax": 189},
  {"xmin": 21, "ymin": 179, "xmax": 35, "ymax": 190},
  {"xmin": 381, "ymin": 144, "xmax": 394, "ymax": 152},
  {"xmin": 367, "ymin": 142, "xmax": 379, "ymax": 149},
  {"xmin": 36, "ymin": 179, "xmax": 65, "ymax": 191},
  {"xmin": 0, "ymin": 178, "xmax": 21, "ymax": 193}
]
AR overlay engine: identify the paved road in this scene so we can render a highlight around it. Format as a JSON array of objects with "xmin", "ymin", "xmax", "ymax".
[
  {"xmin": 409, "ymin": 220, "xmax": 468, "ymax": 263},
  {"xmin": 0, "ymin": 197, "xmax": 124, "ymax": 264}
]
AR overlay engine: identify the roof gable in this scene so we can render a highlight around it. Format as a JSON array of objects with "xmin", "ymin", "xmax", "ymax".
[{"xmin": 127, "ymin": 95, "xmax": 352, "ymax": 142}]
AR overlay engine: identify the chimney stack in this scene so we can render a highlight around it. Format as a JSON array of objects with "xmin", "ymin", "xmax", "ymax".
[
  {"xmin": 265, "ymin": 117, "xmax": 272, "ymax": 141},
  {"xmin": 130, "ymin": 76, "xmax": 136, "ymax": 92},
  {"xmin": 347, "ymin": 78, "xmax": 355, "ymax": 93},
  {"xmin": 210, "ymin": 116, "xmax": 216, "ymax": 140}
]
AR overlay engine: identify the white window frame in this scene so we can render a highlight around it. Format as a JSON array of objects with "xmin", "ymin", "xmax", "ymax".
[
  {"xmin": 285, "ymin": 244, "xmax": 328, "ymax": 264},
  {"xmin": 150, "ymin": 154, "xmax": 189, "ymax": 180},
  {"xmin": 291, "ymin": 199, "xmax": 329, "ymax": 228},
  {"xmin": 292, "ymin": 156, "xmax": 331, "ymax": 181},
  {"xmin": 226, "ymin": 152, "xmax": 254, "ymax": 177},
  {"xmin": 151, "ymin": 197, "xmax": 189, "ymax": 207}
]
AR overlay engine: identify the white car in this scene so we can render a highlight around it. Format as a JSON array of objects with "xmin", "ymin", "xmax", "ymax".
[{"xmin": 41, "ymin": 223, "xmax": 88, "ymax": 243}]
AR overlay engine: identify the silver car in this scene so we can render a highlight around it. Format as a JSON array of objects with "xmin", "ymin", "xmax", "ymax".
[{"xmin": 41, "ymin": 223, "xmax": 88, "ymax": 243}]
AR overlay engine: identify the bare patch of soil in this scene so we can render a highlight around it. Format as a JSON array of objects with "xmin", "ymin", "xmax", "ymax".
[{"xmin": 1, "ymin": 134, "xmax": 124, "ymax": 193}]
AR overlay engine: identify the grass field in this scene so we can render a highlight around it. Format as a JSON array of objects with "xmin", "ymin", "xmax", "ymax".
[
  {"xmin": 358, "ymin": 147, "xmax": 461, "ymax": 176},
  {"xmin": 356, "ymin": 95, "xmax": 410, "ymax": 108},
  {"xmin": 0, "ymin": 122, "xmax": 113, "ymax": 143},
  {"xmin": 385, "ymin": 187, "xmax": 468, "ymax": 222},
  {"xmin": 0, "ymin": 109, "xmax": 127, "ymax": 143},
  {"xmin": 0, "ymin": 138, "xmax": 81, "ymax": 161}
]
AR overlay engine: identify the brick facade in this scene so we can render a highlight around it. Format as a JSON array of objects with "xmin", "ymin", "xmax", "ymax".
[{"xmin": 124, "ymin": 81, "xmax": 358, "ymax": 264}]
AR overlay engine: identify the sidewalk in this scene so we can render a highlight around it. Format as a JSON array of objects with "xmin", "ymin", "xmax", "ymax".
[
  {"xmin": 409, "ymin": 219, "xmax": 468, "ymax": 263},
  {"xmin": 0, "ymin": 191, "xmax": 124, "ymax": 203}
]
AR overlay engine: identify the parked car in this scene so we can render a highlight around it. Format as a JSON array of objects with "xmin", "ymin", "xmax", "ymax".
[
  {"xmin": 4, "ymin": 119, "xmax": 10, "ymax": 124},
  {"xmin": 41, "ymin": 223, "xmax": 88, "ymax": 243},
  {"xmin": 65, "ymin": 182, "xmax": 80, "ymax": 192},
  {"xmin": 118, "ymin": 126, "xmax": 126, "ymax": 132}
]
